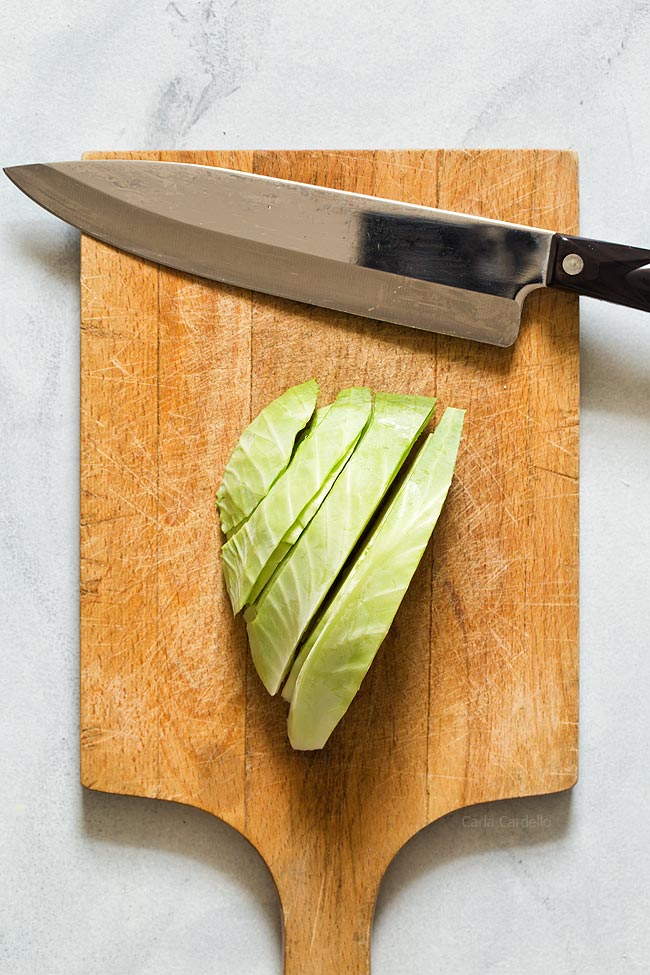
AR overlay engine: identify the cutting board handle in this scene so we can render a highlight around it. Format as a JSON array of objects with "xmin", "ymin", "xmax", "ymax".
[
  {"xmin": 276, "ymin": 867, "xmax": 377, "ymax": 974},
  {"xmin": 549, "ymin": 232, "xmax": 650, "ymax": 312}
]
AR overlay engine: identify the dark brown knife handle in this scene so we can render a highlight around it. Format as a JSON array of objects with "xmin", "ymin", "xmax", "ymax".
[{"xmin": 549, "ymin": 233, "xmax": 650, "ymax": 312}]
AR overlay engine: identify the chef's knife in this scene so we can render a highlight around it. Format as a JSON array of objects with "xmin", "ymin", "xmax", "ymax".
[{"xmin": 5, "ymin": 160, "xmax": 649, "ymax": 346}]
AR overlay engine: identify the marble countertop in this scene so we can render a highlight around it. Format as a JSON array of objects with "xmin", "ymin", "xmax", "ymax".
[{"xmin": 2, "ymin": 1, "xmax": 650, "ymax": 972}]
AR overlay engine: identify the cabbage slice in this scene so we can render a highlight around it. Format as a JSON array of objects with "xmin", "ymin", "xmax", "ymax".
[
  {"xmin": 243, "ymin": 418, "xmax": 363, "ymax": 608},
  {"xmin": 246, "ymin": 392, "xmax": 436, "ymax": 695},
  {"xmin": 216, "ymin": 378, "xmax": 318, "ymax": 537},
  {"xmin": 286, "ymin": 407, "xmax": 465, "ymax": 750},
  {"xmin": 221, "ymin": 387, "xmax": 372, "ymax": 613}
]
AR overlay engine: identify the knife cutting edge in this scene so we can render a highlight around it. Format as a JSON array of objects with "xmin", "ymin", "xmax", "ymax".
[{"xmin": 4, "ymin": 159, "xmax": 650, "ymax": 347}]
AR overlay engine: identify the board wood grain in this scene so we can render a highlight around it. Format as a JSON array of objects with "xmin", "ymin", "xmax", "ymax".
[{"xmin": 80, "ymin": 149, "xmax": 579, "ymax": 974}]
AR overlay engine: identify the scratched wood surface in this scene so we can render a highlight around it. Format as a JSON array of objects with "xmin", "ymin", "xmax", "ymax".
[{"xmin": 80, "ymin": 149, "xmax": 579, "ymax": 974}]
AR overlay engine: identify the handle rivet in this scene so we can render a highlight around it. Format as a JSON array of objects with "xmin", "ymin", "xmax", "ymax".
[{"xmin": 562, "ymin": 253, "xmax": 584, "ymax": 276}]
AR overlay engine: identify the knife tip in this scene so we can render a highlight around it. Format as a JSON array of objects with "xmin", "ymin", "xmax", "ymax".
[
  {"xmin": 4, "ymin": 164, "xmax": 50, "ymax": 200},
  {"xmin": 4, "ymin": 164, "xmax": 29, "ymax": 186}
]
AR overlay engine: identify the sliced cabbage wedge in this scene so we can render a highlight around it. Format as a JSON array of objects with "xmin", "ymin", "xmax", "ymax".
[
  {"xmin": 216, "ymin": 378, "xmax": 318, "ymax": 537},
  {"xmin": 286, "ymin": 407, "xmax": 465, "ymax": 750},
  {"xmin": 221, "ymin": 387, "xmax": 372, "ymax": 613},
  {"xmin": 246, "ymin": 392, "xmax": 436, "ymax": 695},
  {"xmin": 243, "ymin": 422, "xmax": 363, "ymax": 608}
]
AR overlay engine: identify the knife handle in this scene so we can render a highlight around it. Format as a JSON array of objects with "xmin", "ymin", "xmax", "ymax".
[{"xmin": 548, "ymin": 233, "xmax": 650, "ymax": 312}]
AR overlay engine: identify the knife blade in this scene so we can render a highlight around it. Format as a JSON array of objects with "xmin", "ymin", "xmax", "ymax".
[{"xmin": 4, "ymin": 160, "xmax": 649, "ymax": 346}]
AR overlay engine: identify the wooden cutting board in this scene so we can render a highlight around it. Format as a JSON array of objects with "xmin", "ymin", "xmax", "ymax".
[{"xmin": 80, "ymin": 149, "xmax": 579, "ymax": 974}]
